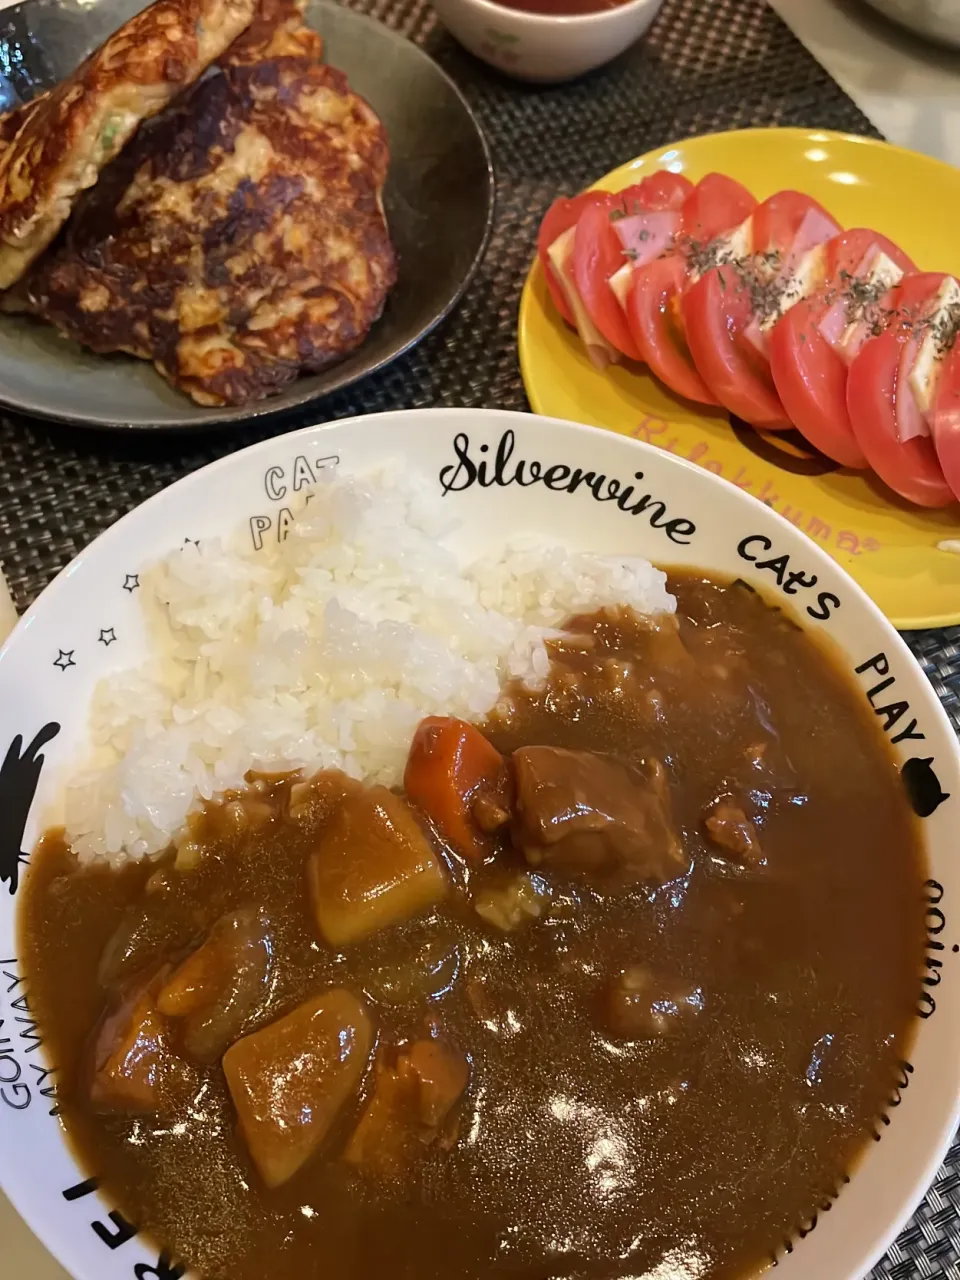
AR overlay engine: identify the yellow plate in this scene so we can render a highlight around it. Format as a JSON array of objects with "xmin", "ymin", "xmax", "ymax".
[{"xmin": 518, "ymin": 128, "xmax": 960, "ymax": 630}]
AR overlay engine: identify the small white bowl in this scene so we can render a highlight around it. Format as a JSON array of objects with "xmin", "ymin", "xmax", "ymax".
[{"xmin": 431, "ymin": 0, "xmax": 663, "ymax": 82}]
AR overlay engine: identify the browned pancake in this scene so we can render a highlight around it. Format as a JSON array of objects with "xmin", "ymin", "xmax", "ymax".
[
  {"xmin": 0, "ymin": 0, "xmax": 258, "ymax": 289},
  {"xmin": 223, "ymin": 0, "xmax": 323, "ymax": 63},
  {"xmin": 12, "ymin": 51, "xmax": 396, "ymax": 406}
]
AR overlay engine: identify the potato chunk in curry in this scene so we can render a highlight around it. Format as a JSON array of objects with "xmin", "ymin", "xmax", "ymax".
[
  {"xmin": 308, "ymin": 784, "xmax": 447, "ymax": 947},
  {"xmin": 223, "ymin": 988, "xmax": 374, "ymax": 1189}
]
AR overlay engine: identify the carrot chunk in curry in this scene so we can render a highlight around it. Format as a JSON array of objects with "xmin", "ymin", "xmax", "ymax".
[
  {"xmin": 308, "ymin": 782, "xmax": 447, "ymax": 947},
  {"xmin": 404, "ymin": 716, "xmax": 508, "ymax": 863},
  {"xmin": 223, "ymin": 988, "xmax": 374, "ymax": 1189}
]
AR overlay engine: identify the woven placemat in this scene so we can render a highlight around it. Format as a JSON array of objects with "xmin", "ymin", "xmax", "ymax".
[{"xmin": 0, "ymin": 0, "xmax": 958, "ymax": 1271}]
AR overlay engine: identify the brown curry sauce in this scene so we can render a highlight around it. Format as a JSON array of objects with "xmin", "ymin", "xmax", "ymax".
[{"xmin": 18, "ymin": 573, "xmax": 926, "ymax": 1280}]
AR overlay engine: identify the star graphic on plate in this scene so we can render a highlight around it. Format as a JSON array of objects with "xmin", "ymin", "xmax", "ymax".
[
  {"xmin": 98, "ymin": 628, "xmax": 117, "ymax": 647},
  {"xmin": 183, "ymin": 537, "xmax": 200, "ymax": 548},
  {"xmin": 122, "ymin": 574, "xmax": 140, "ymax": 593},
  {"xmin": 53, "ymin": 649, "xmax": 76, "ymax": 671}
]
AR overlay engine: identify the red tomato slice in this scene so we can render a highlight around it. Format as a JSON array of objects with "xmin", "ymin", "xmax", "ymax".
[
  {"xmin": 768, "ymin": 229, "xmax": 916, "ymax": 468},
  {"xmin": 622, "ymin": 175, "xmax": 756, "ymax": 406},
  {"xmin": 883, "ymin": 272, "xmax": 952, "ymax": 442},
  {"xmin": 846, "ymin": 331, "xmax": 955, "ymax": 507},
  {"xmin": 893, "ymin": 274, "xmax": 960, "ymax": 476},
  {"xmin": 617, "ymin": 171, "xmax": 694, "ymax": 213},
  {"xmin": 573, "ymin": 200, "xmax": 643, "ymax": 360},
  {"xmin": 769, "ymin": 297, "xmax": 867, "ymax": 466},
  {"xmin": 883, "ymin": 272, "xmax": 951, "ymax": 336},
  {"xmin": 537, "ymin": 192, "xmax": 608, "ymax": 325},
  {"xmin": 626, "ymin": 256, "xmax": 718, "ymax": 405},
  {"xmin": 569, "ymin": 173, "xmax": 695, "ymax": 359},
  {"xmin": 540, "ymin": 173, "xmax": 691, "ymax": 345},
  {"xmin": 933, "ymin": 345, "xmax": 960, "ymax": 501},
  {"xmin": 815, "ymin": 231, "xmax": 917, "ymax": 364},
  {"xmin": 752, "ymin": 191, "xmax": 839, "ymax": 258},
  {"xmin": 681, "ymin": 173, "xmax": 756, "ymax": 243},
  {"xmin": 823, "ymin": 227, "xmax": 915, "ymax": 280},
  {"xmin": 682, "ymin": 265, "xmax": 792, "ymax": 428},
  {"xmin": 681, "ymin": 192, "xmax": 841, "ymax": 429}
]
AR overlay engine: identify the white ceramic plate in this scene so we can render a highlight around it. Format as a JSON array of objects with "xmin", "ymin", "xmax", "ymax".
[{"xmin": 0, "ymin": 407, "xmax": 958, "ymax": 1280}]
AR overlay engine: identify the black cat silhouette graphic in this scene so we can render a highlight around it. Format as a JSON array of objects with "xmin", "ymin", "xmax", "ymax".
[
  {"xmin": 0, "ymin": 722, "xmax": 60, "ymax": 894},
  {"xmin": 901, "ymin": 757, "xmax": 951, "ymax": 818}
]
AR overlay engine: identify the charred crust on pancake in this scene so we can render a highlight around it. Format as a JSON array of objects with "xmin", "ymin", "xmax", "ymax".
[{"xmin": 0, "ymin": 0, "xmax": 258, "ymax": 288}]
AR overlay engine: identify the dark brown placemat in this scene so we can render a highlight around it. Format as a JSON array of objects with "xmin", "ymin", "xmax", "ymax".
[{"xmin": 0, "ymin": 0, "xmax": 958, "ymax": 1272}]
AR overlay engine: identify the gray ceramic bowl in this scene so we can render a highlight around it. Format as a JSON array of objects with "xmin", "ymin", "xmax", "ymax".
[{"xmin": 0, "ymin": 0, "xmax": 494, "ymax": 429}]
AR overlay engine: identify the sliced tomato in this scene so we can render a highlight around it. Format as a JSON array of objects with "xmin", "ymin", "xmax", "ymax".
[
  {"xmin": 681, "ymin": 173, "xmax": 756, "ymax": 243},
  {"xmin": 815, "ymin": 230, "xmax": 917, "ymax": 365},
  {"xmin": 621, "ymin": 175, "xmax": 756, "ymax": 406},
  {"xmin": 573, "ymin": 199, "xmax": 643, "ymax": 359},
  {"xmin": 752, "ymin": 191, "xmax": 839, "ymax": 262},
  {"xmin": 823, "ymin": 227, "xmax": 915, "ymax": 281},
  {"xmin": 882, "ymin": 272, "xmax": 953, "ymax": 443},
  {"xmin": 769, "ymin": 297, "xmax": 866, "ymax": 466},
  {"xmin": 932, "ymin": 345, "xmax": 960, "ymax": 501},
  {"xmin": 846, "ymin": 330, "xmax": 955, "ymax": 507},
  {"xmin": 768, "ymin": 229, "xmax": 916, "ymax": 468},
  {"xmin": 683, "ymin": 265, "xmax": 791, "ymax": 427},
  {"xmin": 537, "ymin": 191, "xmax": 609, "ymax": 325},
  {"xmin": 570, "ymin": 172, "xmax": 695, "ymax": 360},
  {"xmin": 625, "ymin": 256, "xmax": 718, "ymax": 405},
  {"xmin": 615, "ymin": 171, "xmax": 694, "ymax": 213},
  {"xmin": 890, "ymin": 272, "xmax": 952, "ymax": 321},
  {"xmin": 681, "ymin": 192, "xmax": 842, "ymax": 428}
]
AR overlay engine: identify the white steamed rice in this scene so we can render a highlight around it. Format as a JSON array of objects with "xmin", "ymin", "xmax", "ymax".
[{"xmin": 63, "ymin": 466, "xmax": 674, "ymax": 864}]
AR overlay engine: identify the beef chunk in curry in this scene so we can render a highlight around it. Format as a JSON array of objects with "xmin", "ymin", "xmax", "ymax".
[
  {"xmin": 703, "ymin": 795, "xmax": 763, "ymax": 862},
  {"xmin": 511, "ymin": 745, "xmax": 685, "ymax": 885},
  {"xmin": 19, "ymin": 574, "xmax": 927, "ymax": 1280},
  {"xmin": 344, "ymin": 1030, "xmax": 470, "ymax": 1177}
]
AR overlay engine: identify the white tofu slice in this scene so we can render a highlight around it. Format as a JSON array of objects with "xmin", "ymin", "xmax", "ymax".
[
  {"xmin": 688, "ymin": 215, "xmax": 753, "ymax": 284},
  {"xmin": 909, "ymin": 276, "xmax": 960, "ymax": 414},
  {"xmin": 608, "ymin": 262, "xmax": 633, "ymax": 311},
  {"xmin": 759, "ymin": 243, "xmax": 827, "ymax": 333},
  {"xmin": 547, "ymin": 228, "xmax": 619, "ymax": 367}
]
